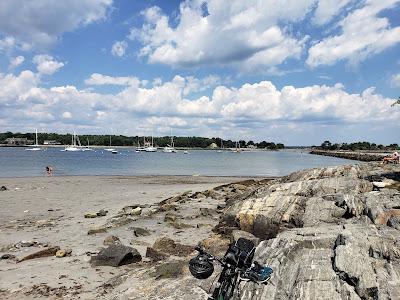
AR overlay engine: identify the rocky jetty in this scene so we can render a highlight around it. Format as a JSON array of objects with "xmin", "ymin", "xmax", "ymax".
[
  {"xmin": 214, "ymin": 162, "xmax": 400, "ymax": 299},
  {"xmin": 310, "ymin": 149, "xmax": 387, "ymax": 161}
]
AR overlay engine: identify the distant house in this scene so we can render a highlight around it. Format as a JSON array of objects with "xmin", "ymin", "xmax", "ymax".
[
  {"xmin": 43, "ymin": 140, "xmax": 61, "ymax": 145},
  {"xmin": 209, "ymin": 142, "xmax": 218, "ymax": 149},
  {"xmin": 5, "ymin": 137, "xmax": 32, "ymax": 146},
  {"xmin": 247, "ymin": 144, "xmax": 257, "ymax": 149}
]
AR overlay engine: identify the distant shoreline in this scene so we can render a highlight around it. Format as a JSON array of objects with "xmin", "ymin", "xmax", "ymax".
[{"xmin": 0, "ymin": 144, "xmax": 280, "ymax": 151}]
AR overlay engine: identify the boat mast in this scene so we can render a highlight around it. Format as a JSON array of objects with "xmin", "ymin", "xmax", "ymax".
[{"xmin": 35, "ymin": 129, "xmax": 38, "ymax": 146}]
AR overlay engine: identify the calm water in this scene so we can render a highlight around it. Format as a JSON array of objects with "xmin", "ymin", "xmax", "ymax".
[{"xmin": 0, "ymin": 147, "xmax": 356, "ymax": 177}]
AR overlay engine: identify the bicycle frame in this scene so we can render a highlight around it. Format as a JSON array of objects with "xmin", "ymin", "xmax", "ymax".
[{"xmin": 209, "ymin": 264, "xmax": 239, "ymax": 300}]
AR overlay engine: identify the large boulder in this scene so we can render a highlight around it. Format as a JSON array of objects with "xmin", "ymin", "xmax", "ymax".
[
  {"xmin": 238, "ymin": 224, "xmax": 400, "ymax": 300},
  {"xmin": 90, "ymin": 244, "xmax": 141, "ymax": 267}
]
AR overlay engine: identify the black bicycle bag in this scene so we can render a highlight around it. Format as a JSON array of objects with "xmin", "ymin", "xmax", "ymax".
[{"xmin": 224, "ymin": 238, "xmax": 255, "ymax": 268}]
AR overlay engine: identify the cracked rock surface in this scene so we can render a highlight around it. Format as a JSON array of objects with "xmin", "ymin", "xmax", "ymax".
[{"xmin": 219, "ymin": 162, "xmax": 400, "ymax": 300}]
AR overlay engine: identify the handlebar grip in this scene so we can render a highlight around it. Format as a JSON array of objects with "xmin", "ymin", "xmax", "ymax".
[
  {"xmin": 195, "ymin": 245, "xmax": 204, "ymax": 253},
  {"xmin": 253, "ymin": 260, "xmax": 260, "ymax": 268}
]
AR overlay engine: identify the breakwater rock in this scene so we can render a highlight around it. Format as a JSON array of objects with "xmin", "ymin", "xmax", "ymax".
[
  {"xmin": 216, "ymin": 162, "xmax": 400, "ymax": 299},
  {"xmin": 310, "ymin": 149, "xmax": 386, "ymax": 161}
]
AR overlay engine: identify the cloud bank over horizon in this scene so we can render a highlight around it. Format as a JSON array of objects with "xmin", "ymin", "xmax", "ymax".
[{"xmin": 0, "ymin": 66, "xmax": 398, "ymax": 144}]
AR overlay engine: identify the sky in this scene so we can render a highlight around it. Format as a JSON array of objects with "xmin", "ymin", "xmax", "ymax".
[{"xmin": 0, "ymin": 0, "xmax": 399, "ymax": 146}]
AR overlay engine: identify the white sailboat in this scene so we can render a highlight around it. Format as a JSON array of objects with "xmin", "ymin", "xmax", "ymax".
[
  {"xmin": 163, "ymin": 131, "xmax": 177, "ymax": 153},
  {"xmin": 145, "ymin": 136, "xmax": 157, "ymax": 152},
  {"xmin": 65, "ymin": 132, "xmax": 82, "ymax": 151},
  {"xmin": 82, "ymin": 138, "xmax": 94, "ymax": 151},
  {"xmin": 26, "ymin": 129, "xmax": 43, "ymax": 151},
  {"xmin": 217, "ymin": 139, "xmax": 223, "ymax": 153},
  {"xmin": 136, "ymin": 137, "xmax": 146, "ymax": 152},
  {"xmin": 104, "ymin": 135, "xmax": 117, "ymax": 153},
  {"xmin": 231, "ymin": 141, "xmax": 242, "ymax": 153}
]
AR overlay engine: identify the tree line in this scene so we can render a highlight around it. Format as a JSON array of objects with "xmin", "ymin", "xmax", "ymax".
[
  {"xmin": 0, "ymin": 132, "xmax": 284, "ymax": 149},
  {"xmin": 317, "ymin": 140, "xmax": 399, "ymax": 151}
]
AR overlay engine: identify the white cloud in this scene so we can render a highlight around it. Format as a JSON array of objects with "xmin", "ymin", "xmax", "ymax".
[
  {"xmin": 62, "ymin": 111, "xmax": 72, "ymax": 119},
  {"xmin": 131, "ymin": 1, "xmax": 316, "ymax": 71},
  {"xmin": 391, "ymin": 73, "xmax": 400, "ymax": 87},
  {"xmin": 85, "ymin": 73, "xmax": 140, "ymax": 86},
  {"xmin": 9, "ymin": 56, "xmax": 25, "ymax": 69},
  {"xmin": 307, "ymin": 0, "xmax": 400, "ymax": 67},
  {"xmin": 111, "ymin": 40, "xmax": 128, "ymax": 57},
  {"xmin": 312, "ymin": 0, "xmax": 353, "ymax": 25},
  {"xmin": 0, "ymin": 0, "xmax": 113, "ymax": 50},
  {"xmin": 0, "ymin": 67, "xmax": 398, "ymax": 142},
  {"xmin": 33, "ymin": 55, "xmax": 64, "ymax": 75},
  {"xmin": 0, "ymin": 36, "xmax": 16, "ymax": 52}
]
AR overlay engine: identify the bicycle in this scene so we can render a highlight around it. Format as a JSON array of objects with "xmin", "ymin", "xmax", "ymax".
[{"xmin": 189, "ymin": 238, "xmax": 273, "ymax": 300}]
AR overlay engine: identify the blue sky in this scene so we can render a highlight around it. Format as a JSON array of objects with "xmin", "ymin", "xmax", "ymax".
[{"xmin": 0, "ymin": 0, "xmax": 399, "ymax": 145}]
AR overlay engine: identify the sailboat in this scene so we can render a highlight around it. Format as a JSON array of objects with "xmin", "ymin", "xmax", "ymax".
[
  {"xmin": 26, "ymin": 129, "xmax": 43, "ymax": 151},
  {"xmin": 145, "ymin": 136, "xmax": 157, "ymax": 152},
  {"xmin": 65, "ymin": 132, "xmax": 82, "ymax": 151},
  {"xmin": 82, "ymin": 138, "xmax": 94, "ymax": 151},
  {"xmin": 163, "ymin": 131, "xmax": 177, "ymax": 153},
  {"xmin": 136, "ymin": 137, "xmax": 146, "ymax": 152},
  {"xmin": 231, "ymin": 141, "xmax": 242, "ymax": 153},
  {"xmin": 217, "ymin": 139, "xmax": 223, "ymax": 153},
  {"xmin": 104, "ymin": 135, "xmax": 117, "ymax": 153}
]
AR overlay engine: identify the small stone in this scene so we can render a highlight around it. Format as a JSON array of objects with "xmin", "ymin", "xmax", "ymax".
[
  {"xmin": 103, "ymin": 235, "xmax": 121, "ymax": 246},
  {"xmin": 88, "ymin": 227, "xmax": 108, "ymax": 235},
  {"xmin": 1, "ymin": 253, "xmax": 16, "ymax": 260},
  {"xmin": 1, "ymin": 186, "xmax": 7, "ymax": 191},
  {"xmin": 20, "ymin": 241, "xmax": 35, "ymax": 247},
  {"xmin": 169, "ymin": 221, "xmax": 194, "ymax": 229},
  {"xmin": 96, "ymin": 209, "xmax": 108, "ymax": 217},
  {"xmin": 130, "ymin": 207, "xmax": 142, "ymax": 216},
  {"xmin": 84, "ymin": 212, "xmax": 98, "ymax": 218},
  {"xmin": 118, "ymin": 205, "xmax": 143, "ymax": 216},
  {"xmin": 131, "ymin": 227, "xmax": 151, "ymax": 237},
  {"xmin": 56, "ymin": 250, "xmax": 67, "ymax": 257},
  {"xmin": 36, "ymin": 219, "xmax": 55, "ymax": 227},
  {"xmin": 164, "ymin": 213, "xmax": 177, "ymax": 223}
]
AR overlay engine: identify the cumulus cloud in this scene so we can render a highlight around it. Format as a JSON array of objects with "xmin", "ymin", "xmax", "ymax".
[
  {"xmin": 131, "ymin": 1, "xmax": 315, "ymax": 71},
  {"xmin": 0, "ymin": 66, "xmax": 398, "ymax": 141},
  {"xmin": 391, "ymin": 73, "xmax": 400, "ymax": 87},
  {"xmin": 0, "ymin": 0, "xmax": 113, "ymax": 50},
  {"xmin": 85, "ymin": 73, "xmax": 140, "ymax": 86},
  {"xmin": 33, "ymin": 55, "xmax": 64, "ymax": 75},
  {"xmin": 9, "ymin": 56, "xmax": 25, "ymax": 69},
  {"xmin": 111, "ymin": 40, "xmax": 128, "ymax": 57},
  {"xmin": 307, "ymin": 0, "xmax": 400, "ymax": 67},
  {"xmin": 312, "ymin": 0, "xmax": 353, "ymax": 25},
  {"xmin": 62, "ymin": 111, "xmax": 72, "ymax": 119},
  {"xmin": 0, "ymin": 36, "xmax": 16, "ymax": 52}
]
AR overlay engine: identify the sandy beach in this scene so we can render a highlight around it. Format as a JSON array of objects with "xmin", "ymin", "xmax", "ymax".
[{"xmin": 0, "ymin": 175, "xmax": 258, "ymax": 299}]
